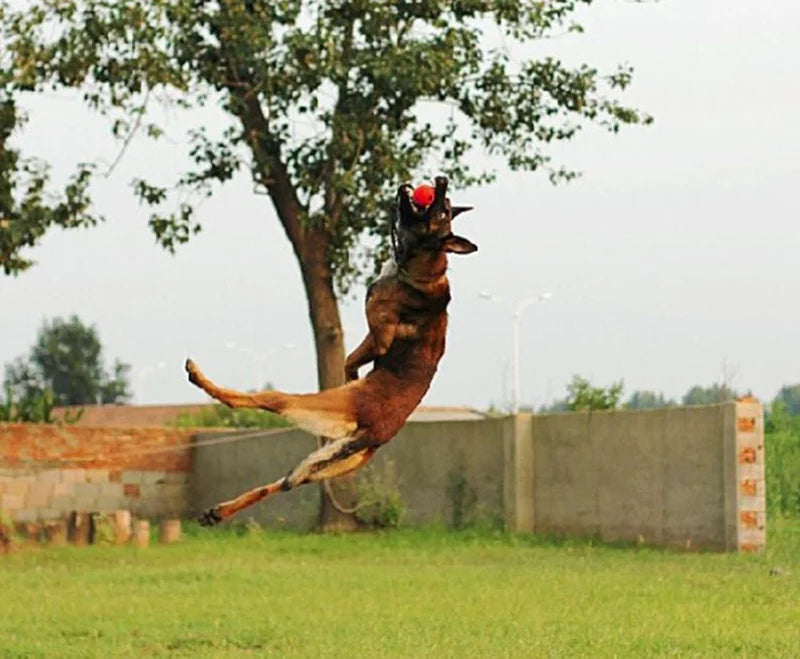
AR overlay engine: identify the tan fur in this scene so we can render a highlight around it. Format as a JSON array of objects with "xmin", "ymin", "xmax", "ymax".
[{"xmin": 188, "ymin": 176, "xmax": 476, "ymax": 525}]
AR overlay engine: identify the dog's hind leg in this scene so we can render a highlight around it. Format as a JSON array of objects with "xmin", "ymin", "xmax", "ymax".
[
  {"xmin": 185, "ymin": 358, "xmax": 360, "ymax": 440},
  {"xmin": 186, "ymin": 358, "xmax": 289, "ymax": 410},
  {"xmin": 199, "ymin": 433, "xmax": 378, "ymax": 525}
]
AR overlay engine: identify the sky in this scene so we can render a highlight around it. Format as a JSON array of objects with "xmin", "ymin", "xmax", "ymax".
[{"xmin": 1, "ymin": 0, "xmax": 798, "ymax": 410}]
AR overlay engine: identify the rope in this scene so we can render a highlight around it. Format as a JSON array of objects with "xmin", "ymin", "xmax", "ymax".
[
  {"xmin": 323, "ymin": 476, "xmax": 369, "ymax": 515},
  {"xmin": 315, "ymin": 435, "xmax": 368, "ymax": 516}
]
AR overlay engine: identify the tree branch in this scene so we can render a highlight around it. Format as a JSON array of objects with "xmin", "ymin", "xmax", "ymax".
[{"xmin": 104, "ymin": 91, "xmax": 149, "ymax": 178}]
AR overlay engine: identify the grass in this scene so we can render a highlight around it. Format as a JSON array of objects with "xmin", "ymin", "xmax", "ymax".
[{"xmin": 2, "ymin": 521, "xmax": 800, "ymax": 658}]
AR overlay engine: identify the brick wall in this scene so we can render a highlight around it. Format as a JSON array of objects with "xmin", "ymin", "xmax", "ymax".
[{"xmin": 0, "ymin": 424, "xmax": 195, "ymax": 523}]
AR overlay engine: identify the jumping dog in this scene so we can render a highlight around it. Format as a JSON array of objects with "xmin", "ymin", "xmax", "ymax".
[{"xmin": 185, "ymin": 175, "xmax": 476, "ymax": 525}]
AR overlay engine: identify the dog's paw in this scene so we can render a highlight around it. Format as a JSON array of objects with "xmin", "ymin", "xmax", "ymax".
[
  {"xmin": 198, "ymin": 506, "xmax": 223, "ymax": 527},
  {"xmin": 185, "ymin": 358, "xmax": 199, "ymax": 385}
]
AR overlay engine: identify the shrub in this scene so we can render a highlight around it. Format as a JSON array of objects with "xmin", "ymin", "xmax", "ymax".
[
  {"xmin": 355, "ymin": 460, "xmax": 406, "ymax": 529},
  {"xmin": 446, "ymin": 468, "xmax": 478, "ymax": 530},
  {"xmin": 173, "ymin": 403, "xmax": 292, "ymax": 429},
  {"xmin": 765, "ymin": 403, "xmax": 800, "ymax": 517}
]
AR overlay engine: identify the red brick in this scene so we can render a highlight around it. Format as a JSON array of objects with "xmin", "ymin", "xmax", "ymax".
[
  {"xmin": 1, "ymin": 424, "xmax": 193, "ymax": 473},
  {"xmin": 123, "ymin": 484, "xmax": 140, "ymax": 498}
]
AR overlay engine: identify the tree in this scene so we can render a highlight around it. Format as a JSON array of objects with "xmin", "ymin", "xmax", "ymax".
[
  {"xmin": 0, "ymin": 381, "xmax": 55, "ymax": 422},
  {"xmin": 566, "ymin": 375, "xmax": 623, "ymax": 411},
  {"xmin": 0, "ymin": 0, "xmax": 650, "ymax": 527},
  {"xmin": 624, "ymin": 390, "xmax": 675, "ymax": 410},
  {"xmin": 774, "ymin": 384, "xmax": 800, "ymax": 416},
  {"xmin": 3, "ymin": 315, "xmax": 131, "ymax": 406},
  {"xmin": 681, "ymin": 383, "xmax": 737, "ymax": 406}
]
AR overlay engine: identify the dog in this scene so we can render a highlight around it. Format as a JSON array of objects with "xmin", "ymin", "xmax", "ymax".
[{"xmin": 185, "ymin": 175, "xmax": 476, "ymax": 525}]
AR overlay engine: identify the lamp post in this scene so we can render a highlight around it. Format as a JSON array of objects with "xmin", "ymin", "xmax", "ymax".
[{"xmin": 480, "ymin": 291, "xmax": 552, "ymax": 414}]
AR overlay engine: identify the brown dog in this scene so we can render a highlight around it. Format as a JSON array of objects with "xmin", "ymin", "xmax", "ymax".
[{"xmin": 185, "ymin": 175, "xmax": 476, "ymax": 525}]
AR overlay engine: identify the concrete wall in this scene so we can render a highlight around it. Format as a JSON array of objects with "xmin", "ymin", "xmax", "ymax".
[
  {"xmin": 505, "ymin": 401, "xmax": 765, "ymax": 551},
  {"xmin": 188, "ymin": 429, "xmax": 322, "ymax": 530},
  {"xmin": 371, "ymin": 417, "xmax": 509, "ymax": 527},
  {"xmin": 188, "ymin": 419, "xmax": 510, "ymax": 529},
  {"xmin": 2, "ymin": 401, "xmax": 766, "ymax": 552},
  {"xmin": 529, "ymin": 406, "xmax": 730, "ymax": 549}
]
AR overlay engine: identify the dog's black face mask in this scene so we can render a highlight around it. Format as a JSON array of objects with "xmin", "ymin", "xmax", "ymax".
[{"xmin": 392, "ymin": 176, "xmax": 477, "ymax": 261}]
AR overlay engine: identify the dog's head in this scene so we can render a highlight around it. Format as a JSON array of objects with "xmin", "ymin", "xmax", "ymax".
[{"xmin": 393, "ymin": 175, "xmax": 477, "ymax": 262}]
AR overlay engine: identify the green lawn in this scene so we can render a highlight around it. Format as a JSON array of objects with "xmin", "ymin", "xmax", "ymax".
[{"xmin": 2, "ymin": 521, "xmax": 799, "ymax": 658}]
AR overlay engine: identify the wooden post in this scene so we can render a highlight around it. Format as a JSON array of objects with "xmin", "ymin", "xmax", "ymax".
[
  {"xmin": 0, "ymin": 520, "xmax": 12, "ymax": 554},
  {"xmin": 15, "ymin": 522, "xmax": 41, "ymax": 547},
  {"xmin": 113, "ymin": 510, "xmax": 132, "ymax": 544},
  {"xmin": 132, "ymin": 520, "xmax": 150, "ymax": 548},
  {"xmin": 68, "ymin": 512, "xmax": 94, "ymax": 546},
  {"xmin": 44, "ymin": 520, "xmax": 68, "ymax": 547},
  {"xmin": 159, "ymin": 519, "xmax": 182, "ymax": 544}
]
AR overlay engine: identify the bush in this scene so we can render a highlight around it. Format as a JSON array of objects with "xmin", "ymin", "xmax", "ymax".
[
  {"xmin": 566, "ymin": 375, "xmax": 624, "ymax": 411},
  {"xmin": 0, "ymin": 384, "xmax": 55, "ymax": 422},
  {"xmin": 355, "ymin": 460, "xmax": 406, "ymax": 529},
  {"xmin": 765, "ymin": 403, "xmax": 800, "ymax": 517},
  {"xmin": 173, "ymin": 403, "xmax": 292, "ymax": 430}
]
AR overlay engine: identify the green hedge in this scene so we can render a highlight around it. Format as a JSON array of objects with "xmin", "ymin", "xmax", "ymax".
[{"xmin": 765, "ymin": 405, "xmax": 800, "ymax": 517}]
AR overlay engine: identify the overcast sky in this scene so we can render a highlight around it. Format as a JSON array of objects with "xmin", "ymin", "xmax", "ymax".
[{"xmin": 2, "ymin": 0, "xmax": 798, "ymax": 410}]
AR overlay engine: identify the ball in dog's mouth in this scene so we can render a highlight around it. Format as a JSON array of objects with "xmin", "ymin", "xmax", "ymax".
[{"xmin": 412, "ymin": 184, "xmax": 435, "ymax": 208}]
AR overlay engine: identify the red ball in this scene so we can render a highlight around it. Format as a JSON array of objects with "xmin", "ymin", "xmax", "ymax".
[{"xmin": 412, "ymin": 184, "xmax": 435, "ymax": 208}]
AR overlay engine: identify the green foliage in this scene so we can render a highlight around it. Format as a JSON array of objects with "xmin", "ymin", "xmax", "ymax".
[
  {"xmin": 774, "ymin": 383, "xmax": 800, "ymax": 416},
  {"xmin": 173, "ymin": 403, "xmax": 291, "ymax": 429},
  {"xmin": 0, "ymin": 382, "xmax": 54, "ymax": 422},
  {"xmin": 0, "ymin": 0, "xmax": 651, "ymax": 291},
  {"xmin": 681, "ymin": 383, "xmax": 737, "ymax": 406},
  {"xmin": 624, "ymin": 390, "xmax": 676, "ymax": 410},
  {"xmin": 2, "ymin": 315, "xmax": 131, "ymax": 406},
  {"xmin": 446, "ymin": 467, "xmax": 478, "ymax": 529},
  {"xmin": 0, "ymin": 94, "xmax": 100, "ymax": 275},
  {"xmin": 355, "ymin": 459, "xmax": 405, "ymax": 529},
  {"xmin": 90, "ymin": 514, "xmax": 116, "ymax": 546},
  {"xmin": 765, "ymin": 401, "xmax": 800, "ymax": 518},
  {"xmin": 566, "ymin": 375, "xmax": 623, "ymax": 411}
]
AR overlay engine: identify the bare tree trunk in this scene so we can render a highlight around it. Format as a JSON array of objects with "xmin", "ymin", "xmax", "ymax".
[
  {"xmin": 299, "ymin": 232, "xmax": 361, "ymax": 531},
  {"xmin": 233, "ymin": 91, "xmax": 360, "ymax": 531}
]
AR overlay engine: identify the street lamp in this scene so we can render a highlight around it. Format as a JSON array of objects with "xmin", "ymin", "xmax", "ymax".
[{"xmin": 480, "ymin": 291, "xmax": 552, "ymax": 414}]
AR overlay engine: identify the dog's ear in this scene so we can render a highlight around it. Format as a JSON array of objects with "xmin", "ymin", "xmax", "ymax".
[{"xmin": 443, "ymin": 234, "xmax": 478, "ymax": 254}]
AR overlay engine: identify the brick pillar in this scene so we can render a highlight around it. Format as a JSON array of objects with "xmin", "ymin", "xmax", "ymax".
[{"xmin": 731, "ymin": 398, "xmax": 766, "ymax": 552}]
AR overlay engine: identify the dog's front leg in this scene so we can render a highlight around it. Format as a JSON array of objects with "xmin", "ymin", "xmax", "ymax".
[
  {"xmin": 345, "ymin": 318, "xmax": 403, "ymax": 381},
  {"xmin": 345, "ymin": 333, "xmax": 378, "ymax": 382}
]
